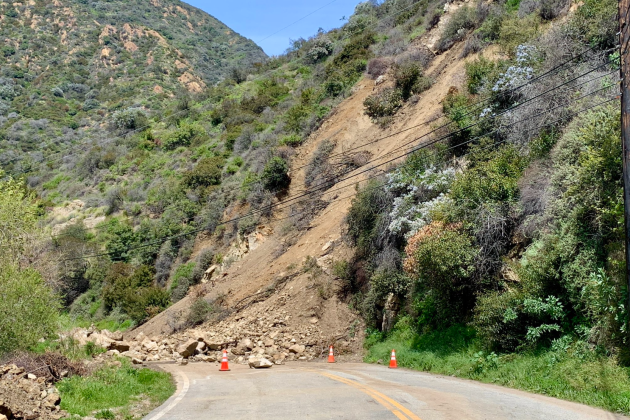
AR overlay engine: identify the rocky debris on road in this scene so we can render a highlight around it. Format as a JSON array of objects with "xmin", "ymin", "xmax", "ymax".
[
  {"xmin": 0, "ymin": 364, "xmax": 67, "ymax": 420},
  {"xmin": 248, "ymin": 356, "xmax": 273, "ymax": 369},
  {"xmin": 66, "ymin": 297, "xmax": 361, "ymax": 367}
]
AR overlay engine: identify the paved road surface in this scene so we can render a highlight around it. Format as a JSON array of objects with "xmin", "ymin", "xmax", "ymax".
[{"xmin": 144, "ymin": 362, "xmax": 627, "ymax": 420}]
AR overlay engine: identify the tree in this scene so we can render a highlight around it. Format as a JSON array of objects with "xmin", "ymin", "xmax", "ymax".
[{"xmin": 0, "ymin": 171, "xmax": 60, "ymax": 354}]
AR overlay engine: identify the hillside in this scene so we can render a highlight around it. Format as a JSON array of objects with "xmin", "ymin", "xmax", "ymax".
[
  {"xmin": 1, "ymin": 0, "xmax": 629, "ymax": 414},
  {"xmin": 0, "ymin": 0, "xmax": 265, "ymax": 170}
]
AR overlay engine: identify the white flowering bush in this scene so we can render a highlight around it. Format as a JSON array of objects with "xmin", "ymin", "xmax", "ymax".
[
  {"xmin": 386, "ymin": 165, "xmax": 456, "ymax": 238},
  {"xmin": 492, "ymin": 45, "xmax": 538, "ymax": 92},
  {"xmin": 306, "ymin": 36, "xmax": 333, "ymax": 62}
]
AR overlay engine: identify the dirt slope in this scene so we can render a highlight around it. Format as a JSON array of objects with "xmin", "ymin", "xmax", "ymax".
[{"xmin": 129, "ymin": 16, "xmax": 479, "ymax": 361}]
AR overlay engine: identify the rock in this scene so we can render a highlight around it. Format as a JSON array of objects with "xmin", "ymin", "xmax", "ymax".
[
  {"xmin": 230, "ymin": 347, "xmax": 245, "ymax": 356},
  {"xmin": 264, "ymin": 338, "xmax": 274, "ymax": 347},
  {"xmin": 240, "ymin": 338, "xmax": 254, "ymax": 351},
  {"xmin": 375, "ymin": 75, "xmax": 387, "ymax": 86},
  {"xmin": 248, "ymin": 357, "xmax": 273, "ymax": 369},
  {"xmin": 310, "ymin": 318, "xmax": 319, "ymax": 324},
  {"xmin": 141, "ymin": 339, "xmax": 158, "ymax": 352},
  {"xmin": 27, "ymin": 374, "xmax": 36, "ymax": 380},
  {"xmin": 202, "ymin": 265, "xmax": 218, "ymax": 283},
  {"xmin": 0, "ymin": 414, "xmax": 7, "ymax": 420},
  {"xmin": 131, "ymin": 358, "xmax": 144, "ymax": 365},
  {"xmin": 288, "ymin": 344, "xmax": 305, "ymax": 354},
  {"xmin": 109, "ymin": 341, "xmax": 130, "ymax": 352},
  {"xmin": 110, "ymin": 331, "xmax": 124, "ymax": 341},
  {"xmin": 202, "ymin": 336, "xmax": 225, "ymax": 350},
  {"xmin": 178, "ymin": 358, "xmax": 188, "ymax": 366},
  {"xmin": 177, "ymin": 340, "xmax": 199, "ymax": 358},
  {"xmin": 321, "ymin": 241, "xmax": 333, "ymax": 253},
  {"xmin": 196, "ymin": 341, "xmax": 206, "ymax": 353},
  {"xmin": 198, "ymin": 355, "xmax": 216, "ymax": 363}
]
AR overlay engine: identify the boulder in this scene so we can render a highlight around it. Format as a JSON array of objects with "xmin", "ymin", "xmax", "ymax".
[
  {"xmin": 177, "ymin": 340, "xmax": 199, "ymax": 358},
  {"xmin": 141, "ymin": 339, "xmax": 158, "ymax": 352},
  {"xmin": 288, "ymin": 344, "xmax": 305, "ymax": 354},
  {"xmin": 240, "ymin": 338, "xmax": 254, "ymax": 351},
  {"xmin": 109, "ymin": 341, "xmax": 131, "ymax": 352},
  {"xmin": 248, "ymin": 357, "xmax": 273, "ymax": 369}
]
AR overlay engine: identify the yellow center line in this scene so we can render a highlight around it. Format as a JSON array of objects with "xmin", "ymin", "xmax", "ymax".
[{"xmin": 314, "ymin": 371, "xmax": 423, "ymax": 420}]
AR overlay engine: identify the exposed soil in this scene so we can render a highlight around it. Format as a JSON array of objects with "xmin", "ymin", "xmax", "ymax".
[{"xmin": 127, "ymin": 2, "xmax": 478, "ymax": 364}]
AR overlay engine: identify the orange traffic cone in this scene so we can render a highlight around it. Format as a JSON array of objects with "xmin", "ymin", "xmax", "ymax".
[
  {"xmin": 219, "ymin": 349, "xmax": 230, "ymax": 371},
  {"xmin": 327, "ymin": 345, "xmax": 336, "ymax": 363},
  {"xmin": 388, "ymin": 349, "xmax": 397, "ymax": 369}
]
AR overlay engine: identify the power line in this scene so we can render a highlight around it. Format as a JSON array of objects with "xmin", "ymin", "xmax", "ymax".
[
  {"xmin": 52, "ymin": 63, "xmax": 619, "ymax": 240},
  {"xmin": 257, "ymin": 0, "xmax": 341, "ymax": 44},
  {"xmin": 61, "ymin": 87, "xmax": 618, "ymax": 261}
]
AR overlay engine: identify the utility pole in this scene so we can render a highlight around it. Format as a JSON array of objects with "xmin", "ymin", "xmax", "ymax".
[{"xmin": 620, "ymin": 0, "xmax": 630, "ymax": 315}]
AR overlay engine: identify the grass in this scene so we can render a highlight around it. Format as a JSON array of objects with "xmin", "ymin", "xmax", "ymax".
[
  {"xmin": 58, "ymin": 313, "xmax": 135, "ymax": 333},
  {"xmin": 58, "ymin": 358, "xmax": 175, "ymax": 419},
  {"xmin": 365, "ymin": 323, "xmax": 630, "ymax": 414}
]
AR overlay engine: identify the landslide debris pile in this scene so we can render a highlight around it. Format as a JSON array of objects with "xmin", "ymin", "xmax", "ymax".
[
  {"xmin": 0, "ymin": 364, "xmax": 66, "ymax": 420},
  {"xmin": 70, "ymin": 303, "xmax": 359, "ymax": 366}
]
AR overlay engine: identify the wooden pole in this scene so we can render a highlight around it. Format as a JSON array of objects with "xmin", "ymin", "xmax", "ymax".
[{"xmin": 620, "ymin": 0, "xmax": 630, "ymax": 315}]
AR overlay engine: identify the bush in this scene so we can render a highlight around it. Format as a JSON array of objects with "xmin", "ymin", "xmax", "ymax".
[
  {"xmin": 102, "ymin": 264, "xmax": 170, "ymax": 324},
  {"xmin": 363, "ymin": 88, "xmax": 403, "ymax": 121},
  {"xmin": 465, "ymin": 56, "xmax": 496, "ymax": 95},
  {"xmin": 403, "ymin": 223, "xmax": 478, "ymax": 326},
  {"xmin": 450, "ymin": 143, "xmax": 528, "ymax": 206},
  {"xmin": 367, "ymin": 57, "xmax": 390, "ymax": 79},
  {"xmin": 570, "ymin": 0, "xmax": 618, "ymax": 50},
  {"xmin": 392, "ymin": 62, "xmax": 421, "ymax": 100},
  {"xmin": 0, "ymin": 264, "xmax": 60, "ymax": 355},
  {"xmin": 261, "ymin": 157, "xmax": 290, "ymax": 191},
  {"xmin": 183, "ymin": 157, "xmax": 224, "ymax": 188},
  {"xmin": 185, "ymin": 297, "xmax": 214, "ymax": 326},
  {"xmin": 279, "ymin": 134, "xmax": 303, "ymax": 147},
  {"xmin": 163, "ymin": 124, "xmax": 203, "ymax": 150},
  {"xmin": 306, "ymin": 36, "xmax": 333, "ymax": 62},
  {"xmin": 112, "ymin": 108, "xmax": 147, "ymax": 131},
  {"xmin": 436, "ymin": 6, "xmax": 478, "ymax": 52},
  {"xmin": 498, "ymin": 14, "xmax": 540, "ymax": 56}
]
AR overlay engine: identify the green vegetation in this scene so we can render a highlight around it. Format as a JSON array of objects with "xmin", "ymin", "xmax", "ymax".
[
  {"xmin": 335, "ymin": 0, "xmax": 630, "ymax": 409},
  {"xmin": 366, "ymin": 321, "xmax": 630, "ymax": 414},
  {"xmin": 58, "ymin": 358, "xmax": 175, "ymax": 418}
]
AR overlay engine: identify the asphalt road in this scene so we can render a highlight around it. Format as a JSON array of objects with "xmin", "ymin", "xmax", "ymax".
[{"xmin": 144, "ymin": 362, "xmax": 627, "ymax": 420}]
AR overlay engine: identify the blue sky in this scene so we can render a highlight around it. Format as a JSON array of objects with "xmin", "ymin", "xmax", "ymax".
[{"xmin": 184, "ymin": 0, "xmax": 364, "ymax": 56}]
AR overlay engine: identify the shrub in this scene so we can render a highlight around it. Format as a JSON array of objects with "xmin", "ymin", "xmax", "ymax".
[
  {"xmin": 498, "ymin": 14, "xmax": 540, "ymax": 56},
  {"xmin": 403, "ymin": 223, "xmax": 478, "ymax": 326},
  {"xmin": 306, "ymin": 36, "xmax": 333, "ymax": 62},
  {"xmin": 465, "ymin": 56, "xmax": 496, "ymax": 94},
  {"xmin": 450, "ymin": 143, "xmax": 528, "ymax": 206},
  {"xmin": 183, "ymin": 157, "xmax": 224, "ymax": 188},
  {"xmin": 436, "ymin": 6, "xmax": 478, "ymax": 52},
  {"xmin": 570, "ymin": 0, "xmax": 618, "ymax": 50},
  {"xmin": 0, "ymin": 264, "xmax": 60, "ymax": 355},
  {"xmin": 186, "ymin": 297, "xmax": 214, "ymax": 326},
  {"xmin": 363, "ymin": 88, "xmax": 403, "ymax": 121},
  {"xmin": 279, "ymin": 134, "xmax": 303, "ymax": 147},
  {"xmin": 112, "ymin": 108, "xmax": 148, "ymax": 131},
  {"xmin": 163, "ymin": 124, "xmax": 203, "ymax": 150},
  {"xmin": 261, "ymin": 157, "xmax": 290, "ymax": 191},
  {"xmin": 102, "ymin": 264, "xmax": 170, "ymax": 324},
  {"xmin": 367, "ymin": 57, "xmax": 390, "ymax": 79}
]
